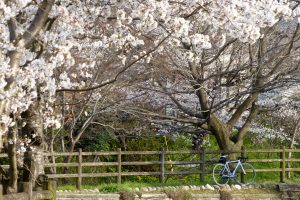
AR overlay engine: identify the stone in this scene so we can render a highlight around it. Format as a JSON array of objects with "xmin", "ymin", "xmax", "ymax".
[
  {"xmin": 213, "ymin": 185, "xmax": 221, "ymax": 190},
  {"xmin": 182, "ymin": 186, "xmax": 190, "ymax": 190},
  {"xmin": 247, "ymin": 184, "xmax": 254, "ymax": 189},
  {"xmin": 233, "ymin": 184, "xmax": 242, "ymax": 190},
  {"xmin": 240, "ymin": 184, "xmax": 247, "ymax": 189},
  {"xmin": 219, "ymin": 184, "xmax": 225, "ymax": 189},
  {"xmin": 226, "ymin": 184, "xmax": 231, "ymax": 189},
  {"xmin": 205, "ymin": 184, "xmax": 215, "ymax": 191},
  {"xmin": 254, "ymin": 184, "xmax": 261, "ymax": 189},
  {"xmin": 195, "ymin": 186, "xmax": 201, "ymax": 191}
]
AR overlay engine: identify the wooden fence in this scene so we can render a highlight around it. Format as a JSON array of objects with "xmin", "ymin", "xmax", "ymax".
[{"xmin": 1, "ymin": 147, "xmax": 300, "ymax": 190}]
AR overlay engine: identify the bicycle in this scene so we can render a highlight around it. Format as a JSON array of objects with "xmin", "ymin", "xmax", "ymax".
[{"xmin": 212, "ymin": 155, "xmax": 256, "ymax": 185}]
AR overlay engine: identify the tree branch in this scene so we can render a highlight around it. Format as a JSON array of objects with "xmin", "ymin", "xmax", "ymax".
[
  {"xmin": 21, "ymin": 0, "xmax": 55, "ymax": 47},
  {"xmin": 122, "ymin": 107, "xmax": 206, "ymax": 126},
  {"xmin": 56, "ymin": 33, "xmax": 171, "ymax": 93},
  {"xmin": 156, "ymin": 80, "xmax": 201, "ymax": 118},
  {"xmin": 236, "ymin": 104, "xmax": 259, "ymax": 146},
  {"xmin": 201, "ymin": 39, "xmax": 237, "ymax": 66}
]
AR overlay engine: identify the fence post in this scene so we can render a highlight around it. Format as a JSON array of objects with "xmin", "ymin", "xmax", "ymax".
[
  {"xmin": 280, "ymin": 146, "xmax": 286, "ymax": 183},
  {"xmin": 48, "ymin": 180, "xmax": 57, "ymax": 200},
  {"xmin": 200, "ymin": 147, "xmax": 205, "ymax": 182},
  {"xmin": 117, "ymin": 148, "xmax": 122, "ymax": 184},
  {"xmin": 23, "ymin": 182, "xmax": 32, "ymax": 200},
  {"xmin": 160, "ymin": 150, "xmax": 165, "ymax": 184},
  {"xmin": 241, "ymin": 146, "xmax": 246, "ymax": 183},
  {"xmin": 77, "ymin": 148, "xmax": 82, "ymax": 190},
  {"xmin": 0, "ymin": 184, "xmax": 3, "ymax": 200}
]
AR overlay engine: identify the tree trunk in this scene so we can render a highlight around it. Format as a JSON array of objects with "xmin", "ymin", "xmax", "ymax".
[
  {"xmin": 7, "ymin": 124, "xmax": 18, "ymax": 193},
  {"xmin": 208, "ymin": 115, "xmax": 243, "ymax": 159},
  {"xmin": 60, "ymin": 91, "xmax": 66, "ymax": 153},
  {"xmin": 192, "ymin": 69, "xmax": 256, "ymax": 156},
  {"xmin": 208, "ymin": 116, "xmax": 232, "ymax": 150},
  {"xmin": 21, "ymin": 101, "xmax": 45, "ymax": 188}
]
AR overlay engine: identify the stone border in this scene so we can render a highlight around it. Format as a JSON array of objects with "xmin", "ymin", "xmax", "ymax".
[
  {"xmin": 56, "ymin": 184, "xmax": 281, "ymax": 200},
  {"xmin": 56, "ymin": 183, "xmax": 259, "ymax": 194},
  {"xmin": 57, "ymin": 193, "xmax": 280, "ymax": 200}
]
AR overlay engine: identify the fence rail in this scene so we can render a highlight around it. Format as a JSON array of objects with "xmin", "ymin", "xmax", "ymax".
[{"xmin": 1, "ymin": 146, "xmax": 300, "ymax": 189}]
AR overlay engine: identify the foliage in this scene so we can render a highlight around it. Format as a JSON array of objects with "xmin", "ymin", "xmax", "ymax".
[
  {"xmin": 79, "ymin": 130, "xmax": 119, "ymax": 152},
  {"xmin": 219, "ymin": 190, "xmax": 232, "ymax": 200},
  {"xmin": 164, "ymin": 189, "xmax": 192, "ymax": 200},
  {"xmin": 119, "ymin": 190, "xmax": 136, "ymax": 200}
]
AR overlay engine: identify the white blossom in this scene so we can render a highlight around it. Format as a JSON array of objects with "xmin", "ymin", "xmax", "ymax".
[{"xmin": 0, "ymin": 0, "xmax": 298, "ymax": 142}]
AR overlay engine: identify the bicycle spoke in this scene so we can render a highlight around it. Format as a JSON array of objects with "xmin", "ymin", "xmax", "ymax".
[
  {"xmin": 213, "ymin": 164, "xmax": 229, "ymax": 185},
  {"xmin": 235, "ymin": 163, "xmax": 256, "ymax": 185}
]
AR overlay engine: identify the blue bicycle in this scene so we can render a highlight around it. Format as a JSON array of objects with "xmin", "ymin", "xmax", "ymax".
[{"xmin": 212, "ymin": 155, "xmax": 256, "ymax": 185}]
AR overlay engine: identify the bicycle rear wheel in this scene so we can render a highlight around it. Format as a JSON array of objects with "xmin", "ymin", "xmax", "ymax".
[
  {"xmin": 212, "ymin": 163, "xmax": 229, "ymax": 185},
  {"xmin": 235, "ymin": 163, "xmax": 256, "ymax": 185}
]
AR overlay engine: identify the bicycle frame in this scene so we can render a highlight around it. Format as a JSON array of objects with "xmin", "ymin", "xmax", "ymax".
[
  {"xmin": 222, "ymin": 160, "xmax": 245, "ymax": 179},
  {"xmin": 213, "ymin": 156, "xmax": 255, "ymax": 185}
]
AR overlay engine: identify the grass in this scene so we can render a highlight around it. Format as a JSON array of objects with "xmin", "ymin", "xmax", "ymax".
[
  {"xmin": 58, "ymin": 181, "xmax": 200, "ymax": 192},
  {"xmin": 57, "ymin": 182, "xmax": 165, "ymax": 192}
]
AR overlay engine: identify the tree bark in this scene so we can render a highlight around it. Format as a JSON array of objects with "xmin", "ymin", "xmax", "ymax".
[{"xmin": 7, "ymin": 124, "xmax": 18, "ymax": 193}]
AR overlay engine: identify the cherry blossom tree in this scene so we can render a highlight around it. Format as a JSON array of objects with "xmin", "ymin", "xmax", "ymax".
[
  {"xmin": 120, "ymin": 1, "xmax": 300, "ymax": 153},
  {"xmin": 1, "ymin": 0, "xmax": 299, "ymax": 193}
]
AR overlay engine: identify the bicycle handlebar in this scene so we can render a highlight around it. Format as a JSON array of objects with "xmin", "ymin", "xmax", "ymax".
[{"xmin": 219, "ymin": 155, "xmax": 248, "ymax": 162}]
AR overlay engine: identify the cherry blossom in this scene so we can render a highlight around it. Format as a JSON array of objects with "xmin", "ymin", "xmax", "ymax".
[{"xmin": 0, "ymin": 0, "xmax": 298, "ymax": 147}]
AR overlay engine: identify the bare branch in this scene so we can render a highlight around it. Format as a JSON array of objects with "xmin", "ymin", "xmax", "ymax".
[{"xmin": 201, "ymin": 39, "xmax": 237, "ymax": 66}]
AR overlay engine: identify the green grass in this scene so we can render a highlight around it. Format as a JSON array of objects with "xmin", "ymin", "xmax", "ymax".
[{"xmin": 57, "ymin": 181, "xmax": 186, "ymax": 192}]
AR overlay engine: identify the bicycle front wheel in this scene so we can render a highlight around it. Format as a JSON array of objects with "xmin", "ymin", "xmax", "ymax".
[
  {"xmin": 235, "ymin": 163, "xmax": 256, "ymax": 185},
  {"xmin": 212, "ymin": 163, "xmax": 229, "ymax": 185}
]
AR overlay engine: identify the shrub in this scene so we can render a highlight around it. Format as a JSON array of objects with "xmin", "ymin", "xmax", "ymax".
[
  {"xmin": 164, "ymin": 190, "xmax": 192, "ymax": 200},
  {"xmin": 119, "ymin": 191, "xmax": 136, "ymax": 200}
]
